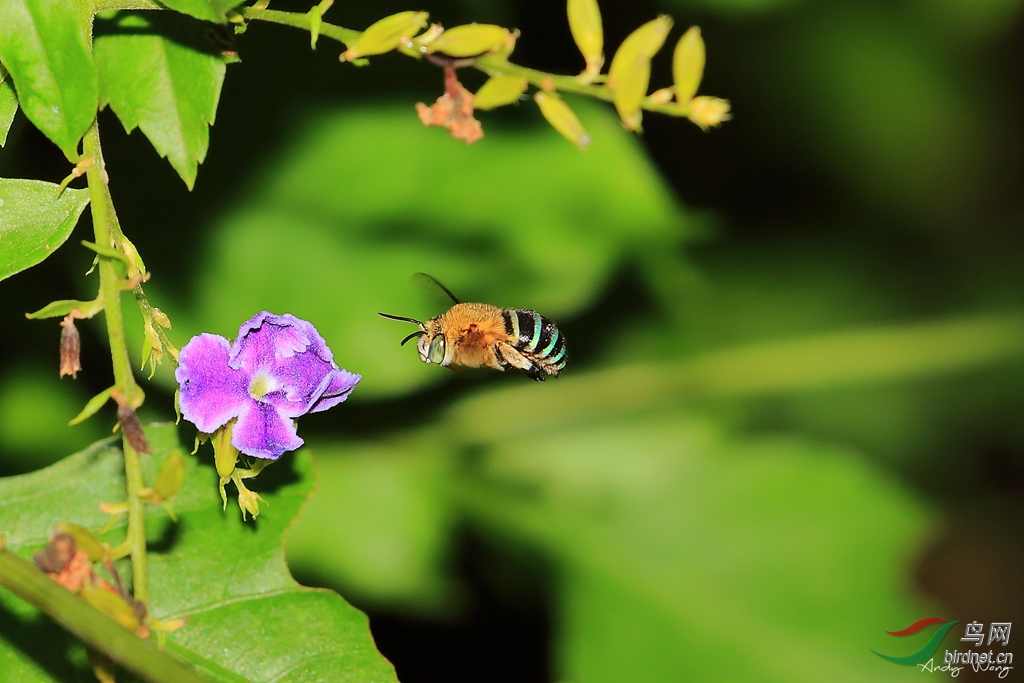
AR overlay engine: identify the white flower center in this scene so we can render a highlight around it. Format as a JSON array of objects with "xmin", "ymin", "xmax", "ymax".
[{"xmin": 248, "ymin": 371, "xmax": 277, "ymax": 401}]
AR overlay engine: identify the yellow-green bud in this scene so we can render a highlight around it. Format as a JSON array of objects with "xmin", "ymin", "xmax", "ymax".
[
  {"xmin": 56, "ymin": 523, "xmax": 105, "ymax": 562},
  {"xmin": 474, "ymin": 75, "xmax": 528, "ymax": 110},
  {"xmin": 82, "ymin": 580, "xmax": 141, "ymax": 632},
  {"xmin": 410, "ymin": 23, "xmax": 444, "ymax": 50},
  {"xmin": 645, "ymin": 87, "xmax": 674, "ymax": 106},
  {"xmin": 672, "ymin": 26, "xmax": 705, "ymax": 104},
  {"xmin": 341, "ymin": 11, "xmax": 429, "ymax": 62},
  {"xmin": 535, "ymin": 91, "xmax": 591, "ymax": 149},
  {"xmin": 686, "ymin": 95, "xmax": 732, "ymax": 130},
  {"xmin": 567, "ymin": 0, "xmax": 603, "ymax": 81},
  {"xmin": 153, "ymin": 449, "xmax": 186, "ymax": 502},
  {"xmin": 236, "ymin": 483, "xmax": 263, "ymax": 520},
  {"xmin": 308, "ymin": 0, "xmax": 334, "ymax": 50},
  {"xmin": 151, "ymin": 307, "xmax": 171, "ymax": 329},
  {"xmin": 212, "ymin": 420, "xmax": 239, "ymax": 480},
  {"xmin": 607, "ymin": 16, "xmax": 673, "ymax": 131},
  {"xmin": 429, "ymin": 23, "xmax": 512, "ymax": 58}
]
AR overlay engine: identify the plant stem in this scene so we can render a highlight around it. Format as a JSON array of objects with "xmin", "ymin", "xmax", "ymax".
[
  {"xmin": 240, "ymin": 7, "xmax": 359, "ymax": 46},
  {"xmin": 81, "ymin": 121, "xmax": 149, "ymax": 604},
  {"xmin": 0, "ymin": 548, "xmax": 214, "ymax": 683},
  {"xmin": 240, "ymin": 8, "xmax": 691, "ymax": 117},
  {"xmin": 120, "ymin": 440, "xmax": 148, "ymax": 601}
]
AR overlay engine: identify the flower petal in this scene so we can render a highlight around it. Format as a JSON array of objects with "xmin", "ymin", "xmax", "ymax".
[
  {"xmin": 230, "ymin": 311, "xmax": 344, "ymax": 416},
  {"xmin": 231, "ymin": 400, "xmax": 303, "ymax": 460},
  {"xmin": 229, "ymin": 312, "xmax": 333, "ymax": 372},
  {"xmin": 175, "ymin": 334, "xmax": 247, "ymax": 433},
  {"xmin": 308, "ymin": 369, "xmax": 361, "ymax": 414},
  {"xmin": 275, "ymin": 348, "xmax": 339, "ymax": 410}
]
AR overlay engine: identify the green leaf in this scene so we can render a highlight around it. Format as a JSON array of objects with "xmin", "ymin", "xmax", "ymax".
[
  {"xmin": 0, "ymin": 425, "xmax": 398, "ymax": 682},
  {"xmin": 0, "ymin": 178, "xmax": 90, "ymax": 282},
  {"xmin": 95, "ymin": 12, "xmax": 228, "ymax": 190},
  {"xmin": 155, "ymin": 0, "xmax": 247, "ymax": 23},
  {"xmin": 67, "ymin": 387, "xmax": 113, "ymax": 426},
  {"xmin": 0, "ymin": 63, "xmax": 18, "ymax": 147},
  {"xmin": 81, "ymin": 239, "xmax": 129, "ymax": 265},
  {"xmin": 24, "ymin": 297, "xmax": 102, "ymax": 320},
  {"xmin": 0, "ymin": 0, "xmax": 97, "ymax": 160},
  {"xmin": 287, "ymin": 437, "xmax": 460, "ymax": 615},
  {"xmin": 457, "ymin": 412, "xmax": 938, "ymax": 682}
]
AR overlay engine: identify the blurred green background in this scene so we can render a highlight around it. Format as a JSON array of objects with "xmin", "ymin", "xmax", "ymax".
[{"xmin": 2, "ymin": 0, "xmax": 1023, "ymax": 681}]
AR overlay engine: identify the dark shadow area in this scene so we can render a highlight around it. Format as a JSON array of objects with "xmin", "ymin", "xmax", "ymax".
[
  {"xmin": 295, "ymin": 531, "xmax": 553, "ymax": 683},
  {"xmin": 94, "ymin": 11, "xmax": 237, "ymax": 58},
  {"xmin": 0, "ymin": 603, "xmax": 84, "ymax": 682}
]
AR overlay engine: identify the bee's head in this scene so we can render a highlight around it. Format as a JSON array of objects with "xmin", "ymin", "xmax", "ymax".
[
  {"xmin": 378, "ymin": 312, "xmax": 448, "ymax": 365},
  {"xmin": 416, "ymin": 323, "xmax": 449, "ymax": 366}
]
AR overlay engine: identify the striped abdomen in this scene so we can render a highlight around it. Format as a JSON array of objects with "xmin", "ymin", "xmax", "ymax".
[{"xmin": 501, "ymin": 308, "xmax": 567, "ymax": 380}]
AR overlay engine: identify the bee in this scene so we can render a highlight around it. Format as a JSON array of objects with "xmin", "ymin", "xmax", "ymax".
[{"xmin": 378, "ymin": 275, "xmax": 567, "ymax": 381}]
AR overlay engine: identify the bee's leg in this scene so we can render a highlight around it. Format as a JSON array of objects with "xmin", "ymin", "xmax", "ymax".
[
  {"xmin": 496, "ymin": 343, "xmax": 543, "ymax": 380},
  {"xmin": 486, "ymin": 344, "xmax": 515, "ymax": 373},
  {"xmin": 523, "ymin": 365, "xmax": 546, "ymax": 381}
]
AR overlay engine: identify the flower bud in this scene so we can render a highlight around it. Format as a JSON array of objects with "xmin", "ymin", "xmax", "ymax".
[
  {"xmin": 153, "ymin": 449, "xmax": 186, "ymax": 502},
  {"xmin": 608, "ymin": 16, "xmax": 673, "ymax": 131},
  {"xmin": 341, "ymin": 11, "xmax": 429, "ymax": 61},
  {"xmin": 673, "ymin": 26, "xmax": 705, "ymax": 104},
  {"xmin": 474, "ymin": 75, "xmax": 528, "ymax": 110},
  {"xmin": 645, "ymin": 87, "xmax": 674, "ymax": 106},
  {"xmin": 213, "ymin": 432, "xmax": 238, "ymax": 479},
  {"xmin": 235, "ymin": 479, "xmax": 265, "ymax": 521},
  {"xmin": 429, "ymin": 23, "xmax": 512, "ymax": 58},
  {"xmin": 307, "ymin": 0, "xmax": 334, "ymax": 49},
  {"xmin": 151, "ymin": 307, "xmax": 171, "ymax": 329},
  {"xmin": 687, "ymin": 95, "xmax": 732, "ymax": 130},
  {"xmin": 82, "ymin": 579, "xmax": 142, "ymax": 633},
  {"xmin": 567, "ymin": 0, "xmax": 603, "ymax": 81},
  {"xmin": 56, "ymin": 523, "xmax": 106, "ymax": 562},
  {"xmin": 407, "ymin": 23, "xmax": 443, "ymax": 51},
  {"xmin": 59, "ymin": 315, "xmax": 81, "ymax": 379},
  {"xmin": 117, "ymin": 404, "xmax": 151, "ymax": 455},
  {"xmin": 535, "ymin": 91, "xmax": 591, "ymax": 149},
  {"xmin": 141, "ymin": 319, "xmax": 161, "ymax": 377}
]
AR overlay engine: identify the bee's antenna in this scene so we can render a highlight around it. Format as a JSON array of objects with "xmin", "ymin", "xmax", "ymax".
[
  {"xmin": 378, "ymin": 312, "xmax": 423, "ymax": 326},
  {"xmin": 378, "ymin": 315, "xmax": 425, "ymax": 348},
  {"xmin": 416, "ymin": 273, "xmax": 461, "ymax": 305},
  {"xmin": 400, "ymin": 331, "xmax": 426, "ymax": 346}
]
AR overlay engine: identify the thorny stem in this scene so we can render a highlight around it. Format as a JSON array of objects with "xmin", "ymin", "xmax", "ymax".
[
  {"xmin": 239, "ymin": 7, "xmax": 691, "ymax": 117},
  {"xmin": 81, "ymin": 121, "xmax": 149, "ymax": 604}
]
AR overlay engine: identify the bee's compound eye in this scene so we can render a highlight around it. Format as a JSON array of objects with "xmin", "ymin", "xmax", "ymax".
[{"xmin": 427, "ymin": 335, "xmax": 446, "ymax": 364}]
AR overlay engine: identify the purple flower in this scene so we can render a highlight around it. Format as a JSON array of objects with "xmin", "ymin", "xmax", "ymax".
[{"xmin": 175, "ymin": 312, "xmax": 360, "ymax": 459}]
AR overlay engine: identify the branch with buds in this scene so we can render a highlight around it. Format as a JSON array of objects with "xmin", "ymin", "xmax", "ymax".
[{"xmin": 236, "ymin": 0, "xmax": 731, "ymax": 148}]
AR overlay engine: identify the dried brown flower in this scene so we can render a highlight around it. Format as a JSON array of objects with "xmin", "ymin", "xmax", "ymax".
[
  {"xmin": 118, "ymin": 404, "xmax": 152, "ymax": 455},
  {"xmin": 59, "ymin": 315, "xmax": 82, "ymax": 379},
  {"xmin": 416, "ymin": 63, "xmax": 484, "ymax": 144}
]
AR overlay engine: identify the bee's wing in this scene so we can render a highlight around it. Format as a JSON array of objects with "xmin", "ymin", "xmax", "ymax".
[{"xmin": 413, "ymin": 272, "xmax": 461, "ymax": 305}]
